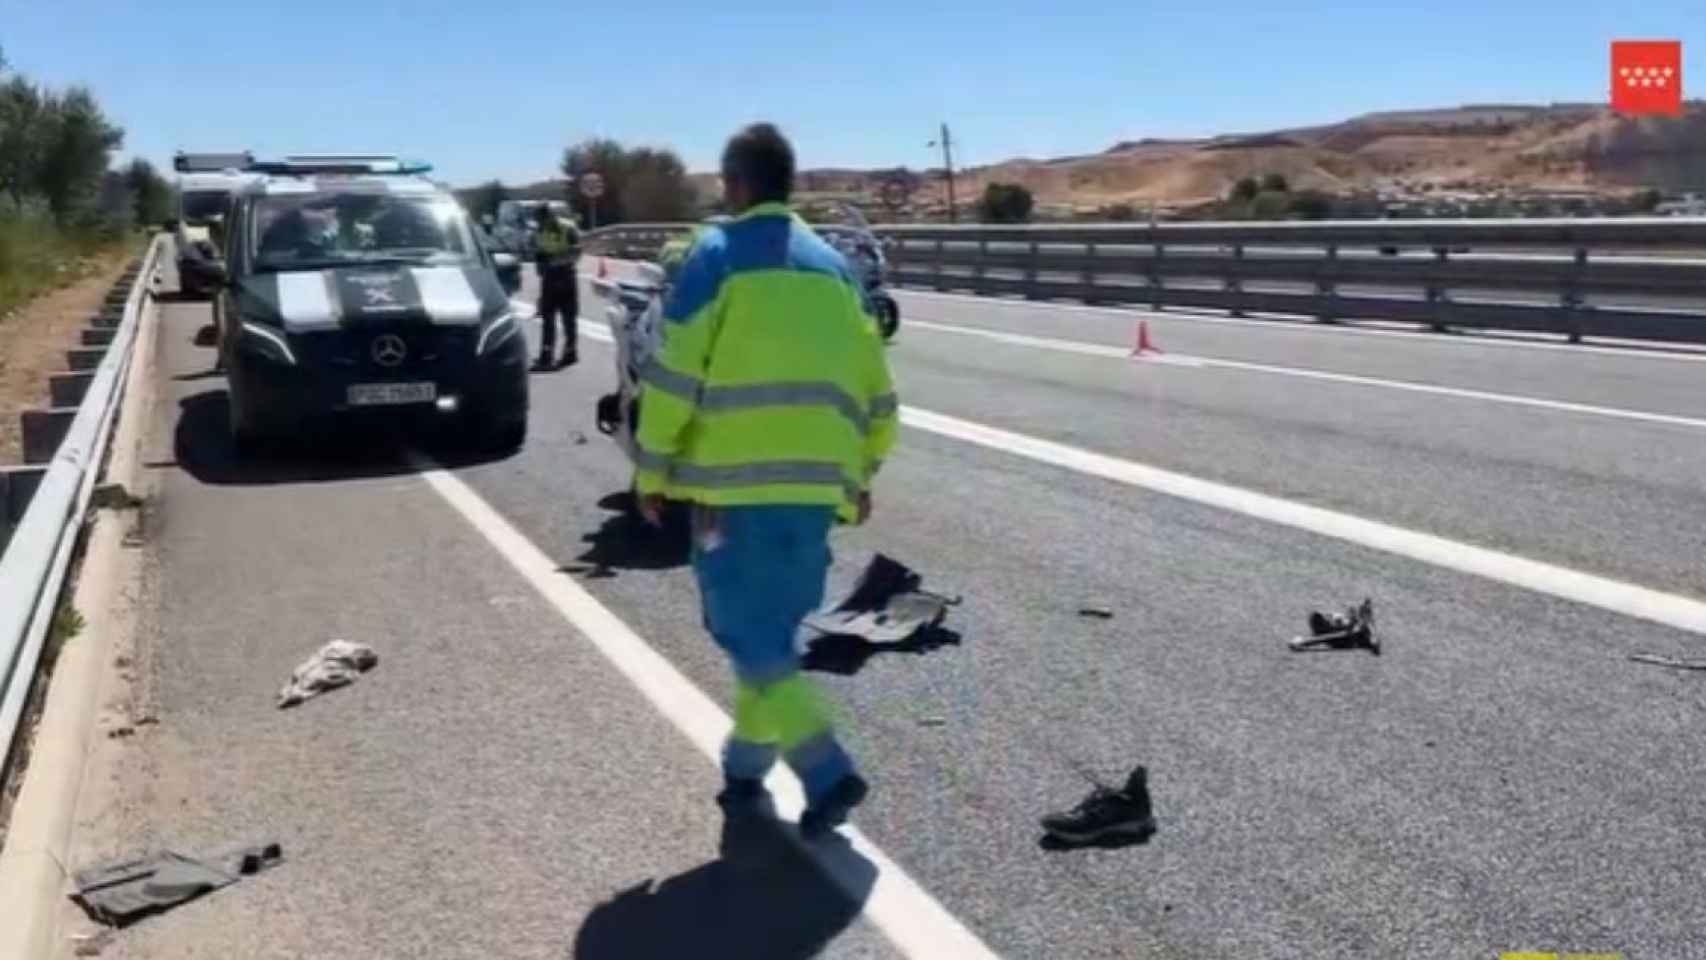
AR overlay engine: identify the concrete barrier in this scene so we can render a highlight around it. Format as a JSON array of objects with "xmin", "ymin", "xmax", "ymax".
[
  {"xmin": 19, "ymin": 408, "xmax": 76, "ymax": 465},
  {"xmin": 65, "ymin": 347, "xmax": 106, "ymax": 372},
  {"xmin": 49, "ymin": 372, "xmax": 95, "ymax": 408},
  {"xmin": 0, "ymin": 466, "xmax": 47, "ymax": 556}
]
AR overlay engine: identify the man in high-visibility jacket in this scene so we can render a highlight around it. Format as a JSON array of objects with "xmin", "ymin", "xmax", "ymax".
[
  {"xmin": 636, "ymin": 123, "xmax": 896, "ymax": 836},
  {"xmin": 533, "ymin": 207, "xmax": 581, "ymax": 370}
]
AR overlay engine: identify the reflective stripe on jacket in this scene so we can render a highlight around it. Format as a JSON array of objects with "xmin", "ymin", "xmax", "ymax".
[{"xmin": 634, "ymin": 203, "xmax": 897, "ymax": 521}]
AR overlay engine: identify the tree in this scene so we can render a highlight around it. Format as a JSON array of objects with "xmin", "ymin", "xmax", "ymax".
[
  {"xmin": 1102, "ymin": 202, "xmax": 1139, "ymax": 222},
  {"xmin": 622, "ymin": 147, "xmax": 695, "ymax": 222},
  {"xmin": 560, "ymin": 138, "xmax": 695, "ymax": 226},
  {"xmin": 0, "ymin": 75, "xmax": 47, "ymax": 207},
  {"xmin": 1230, "ymin": 176, "xmax": 1261, "ymax": 204},
  {"xmin": 1261, "ymin": 172, "xmax": 1290, "ymax": 193},
  {"xmin": 1288, "ymin": 190, "xmax": 1333, "ymax": 220},
  {"xmin": 34, "ymin": 87, "xmax": 124, "ymax": 222},
  {"xmin": 468, "ymin": 179, "xmax": 510, "ymax": 222},
  {"xmin": 125, "ymin": 158, "xmax": 173, "ymax": 226},
  {"xmin": 1249, "ymin": 190, "xmax": 1292, "ymax": 220},
  {"xmin": 977, "ymin": 182, "xmax": 1034, "ymax": 223}
]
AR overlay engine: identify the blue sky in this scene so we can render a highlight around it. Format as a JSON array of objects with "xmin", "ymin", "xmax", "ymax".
[{"xmin": 3, "ymin": 1, "xmax": 1703, "ymax": 186}]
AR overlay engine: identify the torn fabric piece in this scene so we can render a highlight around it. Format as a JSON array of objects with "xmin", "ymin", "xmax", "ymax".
[{"xmin": 277, "ymin": 639, "xmax": 378, "ymax": 708}]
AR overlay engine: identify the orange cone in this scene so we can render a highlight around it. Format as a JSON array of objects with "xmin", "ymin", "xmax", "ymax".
[{"xmin": 1131, "ymin": 319, "xmax": 1163, "ymax": 357}]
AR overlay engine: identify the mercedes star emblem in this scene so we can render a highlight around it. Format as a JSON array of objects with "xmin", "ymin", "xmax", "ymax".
[{"xmin": 371, "ymin": 334, "xmax": 407, "ymax": 367}]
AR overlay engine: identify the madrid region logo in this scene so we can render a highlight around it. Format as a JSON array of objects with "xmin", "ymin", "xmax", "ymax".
[{"xmin": 1611, "ymin": 40, "xmax": 1682, "ymax": 116}]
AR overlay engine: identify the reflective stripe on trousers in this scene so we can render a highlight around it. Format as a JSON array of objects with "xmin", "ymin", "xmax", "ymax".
[{"xmin": 691, "ymin": 504, "xmax": 856, "ymax": 801}]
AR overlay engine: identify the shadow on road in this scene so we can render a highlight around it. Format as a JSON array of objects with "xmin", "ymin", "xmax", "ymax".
[
  {"xmin": 192, "ymin": 323, "xmax": 218, "ymax": 346},
  {"xmin": 150, "ymin": 290, "xmax": 210, "ymax": 305},
  {"xmin": 558, "ymin": 491, "xmax": 690, "ymax": 578},
  {"xmin": 801, "ymin": 624, "xmax": 964, "ymax": 676},
  {"xmin": 573, "ymin": 816, "xmax": 875, "ymax": 960},
  {"xmin": 172, "ymin": 388, "xmax": 513, "ymax": 486}
]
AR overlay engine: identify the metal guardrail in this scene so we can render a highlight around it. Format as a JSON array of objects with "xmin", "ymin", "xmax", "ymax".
[
  {"xmin": 586, "ymin": 217, "xmax": 1706, "ymax": 344},
  {"xmin": 0, "ymin": 236, "xmax": 163, "ymax": 768}
]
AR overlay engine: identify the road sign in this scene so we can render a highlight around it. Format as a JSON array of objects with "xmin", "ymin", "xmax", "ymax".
[{"xmin": 579, "ymin": 173, "xmax": 605, "ymax": 200}]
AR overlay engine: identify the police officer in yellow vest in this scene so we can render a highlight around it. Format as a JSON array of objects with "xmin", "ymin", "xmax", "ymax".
[
  {"xmin": 533, "ymin": 206, "xmax": 581, "ymax": 371},
  {"xmin": 636, "ymin": 123, "xmax": 897, "ymax": 835}
]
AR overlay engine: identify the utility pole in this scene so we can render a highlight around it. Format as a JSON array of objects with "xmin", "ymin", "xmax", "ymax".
[{"xmin": 929, "ymin": 122, "xmax": 958, "ymax": 223}]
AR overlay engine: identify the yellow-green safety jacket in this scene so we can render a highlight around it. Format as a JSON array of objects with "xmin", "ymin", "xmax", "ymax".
[{"xmin": 634, "ymin": 203, "xmax": 897, "ymax": 521}]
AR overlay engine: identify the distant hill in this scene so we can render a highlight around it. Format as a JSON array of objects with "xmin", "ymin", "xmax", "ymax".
[{"xmin": 465, "ymin": 102, "xmax": 1706, "ymax": 219}]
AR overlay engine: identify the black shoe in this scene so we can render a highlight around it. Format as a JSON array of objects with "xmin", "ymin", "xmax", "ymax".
[
  {"xmin": 557, "ymin": 351, "xmax": 578, "ymax": 370},
  {"xmin": 1040, "ymin": 767, "xmax": 1157, "ymax": 844},
  {"xmin": 717, "ymin": 777, "xmax": 767, "ymax": 807},
  {"xmin": 531, "ymin": 357, "xmax": 553, "ymax": 372},
  {"xmin": 799, "ymin": 774, "xmax": 869, "ymax": 838}
]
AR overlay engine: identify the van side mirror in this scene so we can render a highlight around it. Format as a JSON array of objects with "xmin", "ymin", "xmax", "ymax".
[{"xmin": 492, "ymin": 252, "xmax": 521, "ymax": 294}]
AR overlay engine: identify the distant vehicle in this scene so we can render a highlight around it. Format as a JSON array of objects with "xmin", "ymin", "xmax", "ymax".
[
  {"xmin": 201, "ymin": 155, "xmax": 529, "ymax": 455},
  {"xmin": 171, "ymin": 151, "xmax": 258, "ymax": 298},
  {"xmin": 490, "ymin": 199, "xmax": 575, "ymax": 257}
]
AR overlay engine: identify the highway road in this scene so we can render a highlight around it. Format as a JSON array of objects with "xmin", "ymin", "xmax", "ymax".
[{"xmin": 62, "ymin": 258, "xmax": 1706, "ymax": 959}]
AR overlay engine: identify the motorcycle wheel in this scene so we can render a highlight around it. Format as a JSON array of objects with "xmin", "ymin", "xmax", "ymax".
[{"xmin": 876, "ymin": 297, "xmax": 900, "ymax": 341}]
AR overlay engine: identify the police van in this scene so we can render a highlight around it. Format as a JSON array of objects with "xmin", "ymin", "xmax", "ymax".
[
  {"xmin": 171, "ymin": 151, "xmax": 258, "ymax": 298},
  {"xmin": 202, "ymin": 155, "xmax": 530, "ymax": 455}
]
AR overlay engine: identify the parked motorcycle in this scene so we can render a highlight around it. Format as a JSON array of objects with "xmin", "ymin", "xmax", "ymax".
[{"xmin": 822, "ymin": 203, "xmax": 900, "ymax": 340}]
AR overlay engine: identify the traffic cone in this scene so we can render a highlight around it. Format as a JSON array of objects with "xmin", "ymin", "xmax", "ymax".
[{"xmin": 1130, "ymin": 319, "xmax": 1163, "ymax": 357}]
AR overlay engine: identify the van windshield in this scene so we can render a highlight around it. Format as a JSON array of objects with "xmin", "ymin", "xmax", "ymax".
[
  {"xmin": 251, "ymin": 193, "xmax": 476, "ymax": 271},
  {"xmin": 180, "ymin": 190, "xmax": 228, "ymax": 225}
]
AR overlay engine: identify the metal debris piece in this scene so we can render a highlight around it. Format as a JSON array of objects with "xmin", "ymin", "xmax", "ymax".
[
  {"xmin": 1629, "ymin": 652, "xmax": 1706, "ymax": 672},
  {"xmin": 1288, "ymin": 598, "xmax": 1379, "ymax": 654},
  {"xmin": 804, "ymin": 554, "xmax": 958, "ymax": 644},
  {"xmin": 70, "ymin": 843, "xmax": 283, "ymax": 927},
  {"xmin": 277, "ymin": 640, "xmax": 378, "ymax": 708},
  {"xmin": 917, "ymin": 716, "xmax": 947, "ymax": 727},
  {"xmin": 1078, "ymin": 606, "xmax": 1115, "ymax": 619}
]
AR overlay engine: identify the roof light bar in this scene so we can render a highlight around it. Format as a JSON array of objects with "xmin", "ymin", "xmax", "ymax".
[
  {"xmin": 174, "ymin": 151, "xmax": 256, "ymax": 173},
  {"xmin": 247, "ymin": 155, "xmax": 433, "ymax": 176}
]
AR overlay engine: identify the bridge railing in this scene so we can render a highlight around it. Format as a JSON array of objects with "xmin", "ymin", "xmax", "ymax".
[{"xmin": 584, "ymin": 217, "xmax": 1706, "ymax": 344}]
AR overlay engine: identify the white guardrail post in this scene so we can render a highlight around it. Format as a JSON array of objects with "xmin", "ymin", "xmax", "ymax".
[{"xmin": 0, "ymin": 235, "xmax": 165, "ymax": 766}]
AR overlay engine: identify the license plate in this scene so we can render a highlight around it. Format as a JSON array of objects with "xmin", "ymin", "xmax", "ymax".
[{"xmin": 347, "ymin": 382, "xmax": 436, "ymax": 406}]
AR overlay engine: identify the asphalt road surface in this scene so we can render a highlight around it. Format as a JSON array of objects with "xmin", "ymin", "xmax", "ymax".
[{"xmin": 66, "ymin": 256, "xmax": 1706, "ymax": 959}]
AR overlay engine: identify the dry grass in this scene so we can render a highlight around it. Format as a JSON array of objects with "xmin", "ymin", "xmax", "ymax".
[{"xmin": 0, "ymin": 245, "xmax": 134, "ymax": 464}]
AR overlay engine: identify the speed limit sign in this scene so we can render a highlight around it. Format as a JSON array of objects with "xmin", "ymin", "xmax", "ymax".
[{"xmin": 579, "ymin": 173, "xmax": 605, "ymax": 199}]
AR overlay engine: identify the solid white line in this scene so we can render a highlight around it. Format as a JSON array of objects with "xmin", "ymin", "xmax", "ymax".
[
  {"xmin": 897, "ymin": 288, "xmax": 1706, "ymax": 363},
  {"xmin": 558, "ymin": 274, "xmax": 1706, "ymax": 629},
  {"xmin": 906, "ymin": 318, "xmax": 1706, "ymax": 431},
  {"xmin": 897, "ymin": 406, "xmax": 1706, "ymax": 636},
  {"xmin": 415, "ymin": 460, "xmax": 1000, "ymax": 960}
]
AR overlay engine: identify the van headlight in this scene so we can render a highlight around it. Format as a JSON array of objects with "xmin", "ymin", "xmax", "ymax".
[
  {"xmin": 477, "ymin": 310, "xmax": 521, "ymax": 355},
  {"xmin": 239, "ymin": 321, "xmax": 297, "ymax": 365}
]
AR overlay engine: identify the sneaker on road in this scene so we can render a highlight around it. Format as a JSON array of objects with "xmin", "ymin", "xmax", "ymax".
[
  {"xmin": 799, "ymin": 774, "xmax": 869, "ymax": 838},
  {"xmin": 1040, "ymin": 766, "xmax": 1157, "ymax": 844}
]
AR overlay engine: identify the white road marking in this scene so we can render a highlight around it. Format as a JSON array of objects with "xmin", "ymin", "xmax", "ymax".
[
  {"xmin": 906, "ymin": 318, "xmax": 1706, "ymax": 431},
  {"xmin": 898, "ymin": 406, "xmax": 1706, "ymax": 636},
  {"xmin": 898, "ymin": 288, "xmax": 1706, "ymax": 363},
  {"xmin": 415, "ymin": 460, "xmax": 1000, "ymax": 960},
  {"xmin": 556, "ymin": 268, "xmax": 1706, "ymax": 631}
]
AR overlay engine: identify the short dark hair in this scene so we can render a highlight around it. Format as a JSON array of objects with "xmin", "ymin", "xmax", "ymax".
[{"xmin": 721, "ymin": 123, "xmax": 795, "ymax": 205}]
